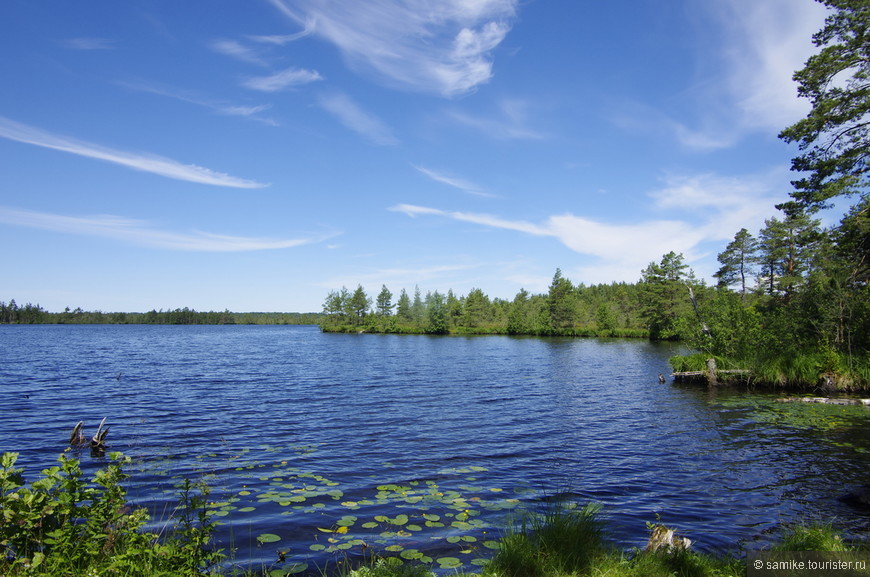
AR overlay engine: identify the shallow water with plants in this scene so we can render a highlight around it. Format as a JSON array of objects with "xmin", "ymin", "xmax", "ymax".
[{"xmin": 2, "ymin": 325, "xmax": 869, "ymax": 574}]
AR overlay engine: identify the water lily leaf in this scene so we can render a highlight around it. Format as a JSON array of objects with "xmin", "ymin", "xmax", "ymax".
[
  {"xmin": 269, "ymin": 570, "xmax": 286, "ymax": 577},
  {"xmin": 327, "ymin": 538, "xmax": 339, "ymax": 544},
  {"xmin": 420, "ymin": 556, "xmax": 433, "ymax": 564},
  {"xmin": 471, "ymin": 558, "xmax": 488, "ymax": 566},
  {"xmin": 401, "ymin": 549, "xmax": 423, "ymax": 560},
  {"xmin": 286, "ymin": 563, "xmax": 308, "ymax": 574},
  {"xmin": 447, "ymin": 536, "xmax": 461, "ymax": 544},
  {"xmin": 396, "ymin": 530, "xmax": 412, "ymax": 537},
  {"xmin": 341, "ymin": 501, "xmax": 359, "ymax": 508},
  {"xmin": 361, "ymin": 522, "xmax": 378, "ymax": 529},
  {"xmin": 238, "ymin": 506, "xmax": 256, "ymax": 513},
  {"xmin": 337, "ymin": 516, "xmax": 357, "ymax": 526},
  {"xmin": 461, "ymin": 535, "xmax": 477, "ymax": 542},
  {"xmin": 310, "ymin": 544, "xmax": 326, "ymax": 551},
  {"xmin": 257, "ymin": 533, "xmax": 281, "ymax": 544},
  {"xmin": 451, "ymin": 521, "xmax": 471, "ymax": 530},
  {"xmin": 406, "ymin": 524, "xmax": 422, "ymax": 532},
  {"xmin": 316, "ymin": 527, "xmax": 334, "ymax": 533},
  {"xmin": 425, "ymin": 521, "xmax": 445, "ymax": 528},
  {"xmin": 437, "ymin": 557, "xmax": 462, "ymax": 568},
  {"xmin": 422, "ymin": 513, "xmax": 440, "ymax": 522},
  {"xmin": 238, "ymin": 490, "xmax": 251, "ymax": 496},
  {"xmin": 469, "ymin": 466, "xmax": 487, "ymax": 472},
  {"xmin": 391, "ymin": 514, "xmax": 409, "ymax": 525},
  {"xmin": 483, "ymin": 540, "xmax": 500, "ymax": 549},
  {"xmin": 385, "ymin": 545, "xmax": 403, "ymax": 552},
  {"xmin": 374, "ymin": 515, "xmax": 389, "ymax": 523},
  {"xmin": 337, "ymin": 543, "xmax": 353, "ymax": 550}
]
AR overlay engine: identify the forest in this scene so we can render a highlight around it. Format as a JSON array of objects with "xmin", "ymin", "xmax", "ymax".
[{"xmin": 0, "ymin": 302, "xmax": 322, "ymax": 326}]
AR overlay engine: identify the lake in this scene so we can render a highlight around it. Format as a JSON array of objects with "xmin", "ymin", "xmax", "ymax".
[{"xmin": 2, "ymin": 325, "xmax": 869, "ymax": 574}]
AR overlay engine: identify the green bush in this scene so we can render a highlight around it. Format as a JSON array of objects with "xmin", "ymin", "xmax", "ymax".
[{"xmin": 0, "ymin": 451, "xmax": 223, "ymax": 576}]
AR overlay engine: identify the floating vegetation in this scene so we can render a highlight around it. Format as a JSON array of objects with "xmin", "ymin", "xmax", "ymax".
[
  {"xmin": 714, "ymin": 395, "xmax": 870, "ymax": 454},
  {"xmin": 135, "ymin": 445, "xmax": 527, "ymax": 573}
]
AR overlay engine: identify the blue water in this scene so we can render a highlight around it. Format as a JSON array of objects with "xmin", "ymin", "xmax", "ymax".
[{"xmin": 2, "ymin": 325, "xmax": 869, "ymax": 573}]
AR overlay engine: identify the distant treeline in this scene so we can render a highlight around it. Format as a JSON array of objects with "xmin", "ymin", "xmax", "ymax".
[
  {"xmin": 0, "ymin": 301, "xmax": 323, "ymax": 325},
  {"xmin": 321, "ymin": 271, "xmax": 650, "ymax": 339}
]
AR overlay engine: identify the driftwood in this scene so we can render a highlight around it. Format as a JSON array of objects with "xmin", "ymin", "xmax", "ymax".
[
  {"xmin": 69, "ymin": 421, "xmax": 86, "ymax": 445},
  {"xmin": 646, "ymin": 524, "xmax": 691, "ymax": 553},
  {"xmin": 776, "ymin": 397, "xmax": 870, "ymax": 407},
  {"xmin": 69, "ymin": 418, "xmax": 110, "ymax": 454}
]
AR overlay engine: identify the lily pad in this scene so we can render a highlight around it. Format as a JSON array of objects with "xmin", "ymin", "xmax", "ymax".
[
  {"xmin": 257, "ymin": 533, "xmax": 281, "ymax": 544},
  {"xmin": 285, "ymin": 563, "xmax": 309, "ymax": 574},
  {"xmin": 400, "ymin": 549, "xmax": 424, "ymax": 560},
  {"xmin": 437, "ymin": 557, "xmax": 462, "ymax": 569}
]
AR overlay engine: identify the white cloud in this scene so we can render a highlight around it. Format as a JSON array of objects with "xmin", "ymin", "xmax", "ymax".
[
  {"xmin": 247, "ymin": 22, "xmax": 314, "ymax": 45},
  {"xmin": 319, "ymin": 94, "xmax": 399, "ymax": 145},
  {"xmin": 209, "ymin": 39, "xmax": 268, "ymax": 66},
  {"xmin": 613, "ymin": 1, "xmax": 827, "ymax": 150},
  {"xmin": 448, "ymin": 98, "xmax": 545, "ymax": 140},
  {"xmin": 650, "ymin": 171, "xmax": 790, "ymax": 241},
  {"xmin": 0, "ymin": 206, "xmax": 333, "ymax": 251},
  {"xmin": 391, "ymin": 169, "xmax": 790, "ymax": 283},
  {"xmin": 120, "ymin": 81, "xmax": 278, "ymax": 125},
  {"xmin": 714, "ymin": 0, "xmax": 828, "ymax": 132},
  {"xmin": 0, "ymin": 117, "xmax": 269, "ymax": 188},
  {"xmin": 268, "ymin": 0, "xmax": 517, "ymax": 96},
  {"xmin": 243, "ymin": 67, "xmax": 323, "ymax": 92},
  {"xmin": 413, "ymin": 165, "xmax": 492, "ymax": 197}
]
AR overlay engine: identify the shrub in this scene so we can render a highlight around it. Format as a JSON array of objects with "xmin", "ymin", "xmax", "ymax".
[{"xmin": 0, "ymin": 450, "xmax": 223, "ymax": 576}]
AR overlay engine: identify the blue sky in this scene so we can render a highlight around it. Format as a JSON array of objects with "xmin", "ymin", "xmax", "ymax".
[{"xmin": 0, "ymin": 0, "xmax": 830, "ymax": 313}]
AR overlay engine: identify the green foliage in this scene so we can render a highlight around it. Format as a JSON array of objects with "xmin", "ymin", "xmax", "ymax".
[
  {"xmin": 322, "ymin": 272, "xmax": 651, "ymax": 339},
  {"xmin": 0, "ymin": 451, "xmax": 222, "ymax": 577},
  {"xmin": 0, "ymin": 301, "xmax": 322, "ymax": 325},
  {"xmin": 773, "ymin": 523, "xmax": 851, "ymax": 552},
  {"xmin": 639, "ymin": 252, "xmax": 696, "ymax": 341},
  {"xmin": 779, "ymin": 0, "xmax": 870, "ymax": 210},
  {"xmin": 348, "ymin": 557, "xmax": 435, "ymax": 577},
  {"xmin": 487, "ymin": 502, "xmax": 605, "ymax": 577}
]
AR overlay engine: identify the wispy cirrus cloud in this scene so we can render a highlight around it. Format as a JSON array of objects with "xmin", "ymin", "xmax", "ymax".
[
  {"xmin": 0, "ymin": 117, "xmax": 268, "ymax": 188},
  {"xmin": 0, "ymin": 206, "xmax": 335, "ymax": 252},
  {"xmin": 615, "ymin": 0, "xmax": 827, "ymax": 151},
  {"xmin": 413, "ymin": 165, "xmax": 492, "ymax": 197},
  {"xmin": 120, "ymin": 81, "xmax": 277, "ymax": 125},
  {"xmin": 209, "ymin": 39, "xmax": 269, "ymax": 66},
  {"xmin": 449, "ymin": 98, "xmax": 545, "ymax": 140},
  {"xmin": 390, "ymin": 169, "xmax": 790, "ymax": 283},
  {"xmin": 247, "ymin": 21, "xmax": 314, "ymax": 46},
  {"xmin": 319, "ymin": 94, "xmax": 398, "ymax": 145},
  {"xmin": 243, "ymin": 67, "xmax": 323, "ymax": 92},
  {"xmin": 268, "ymin": 0, "xmax": 517, "ymax": 96}
]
